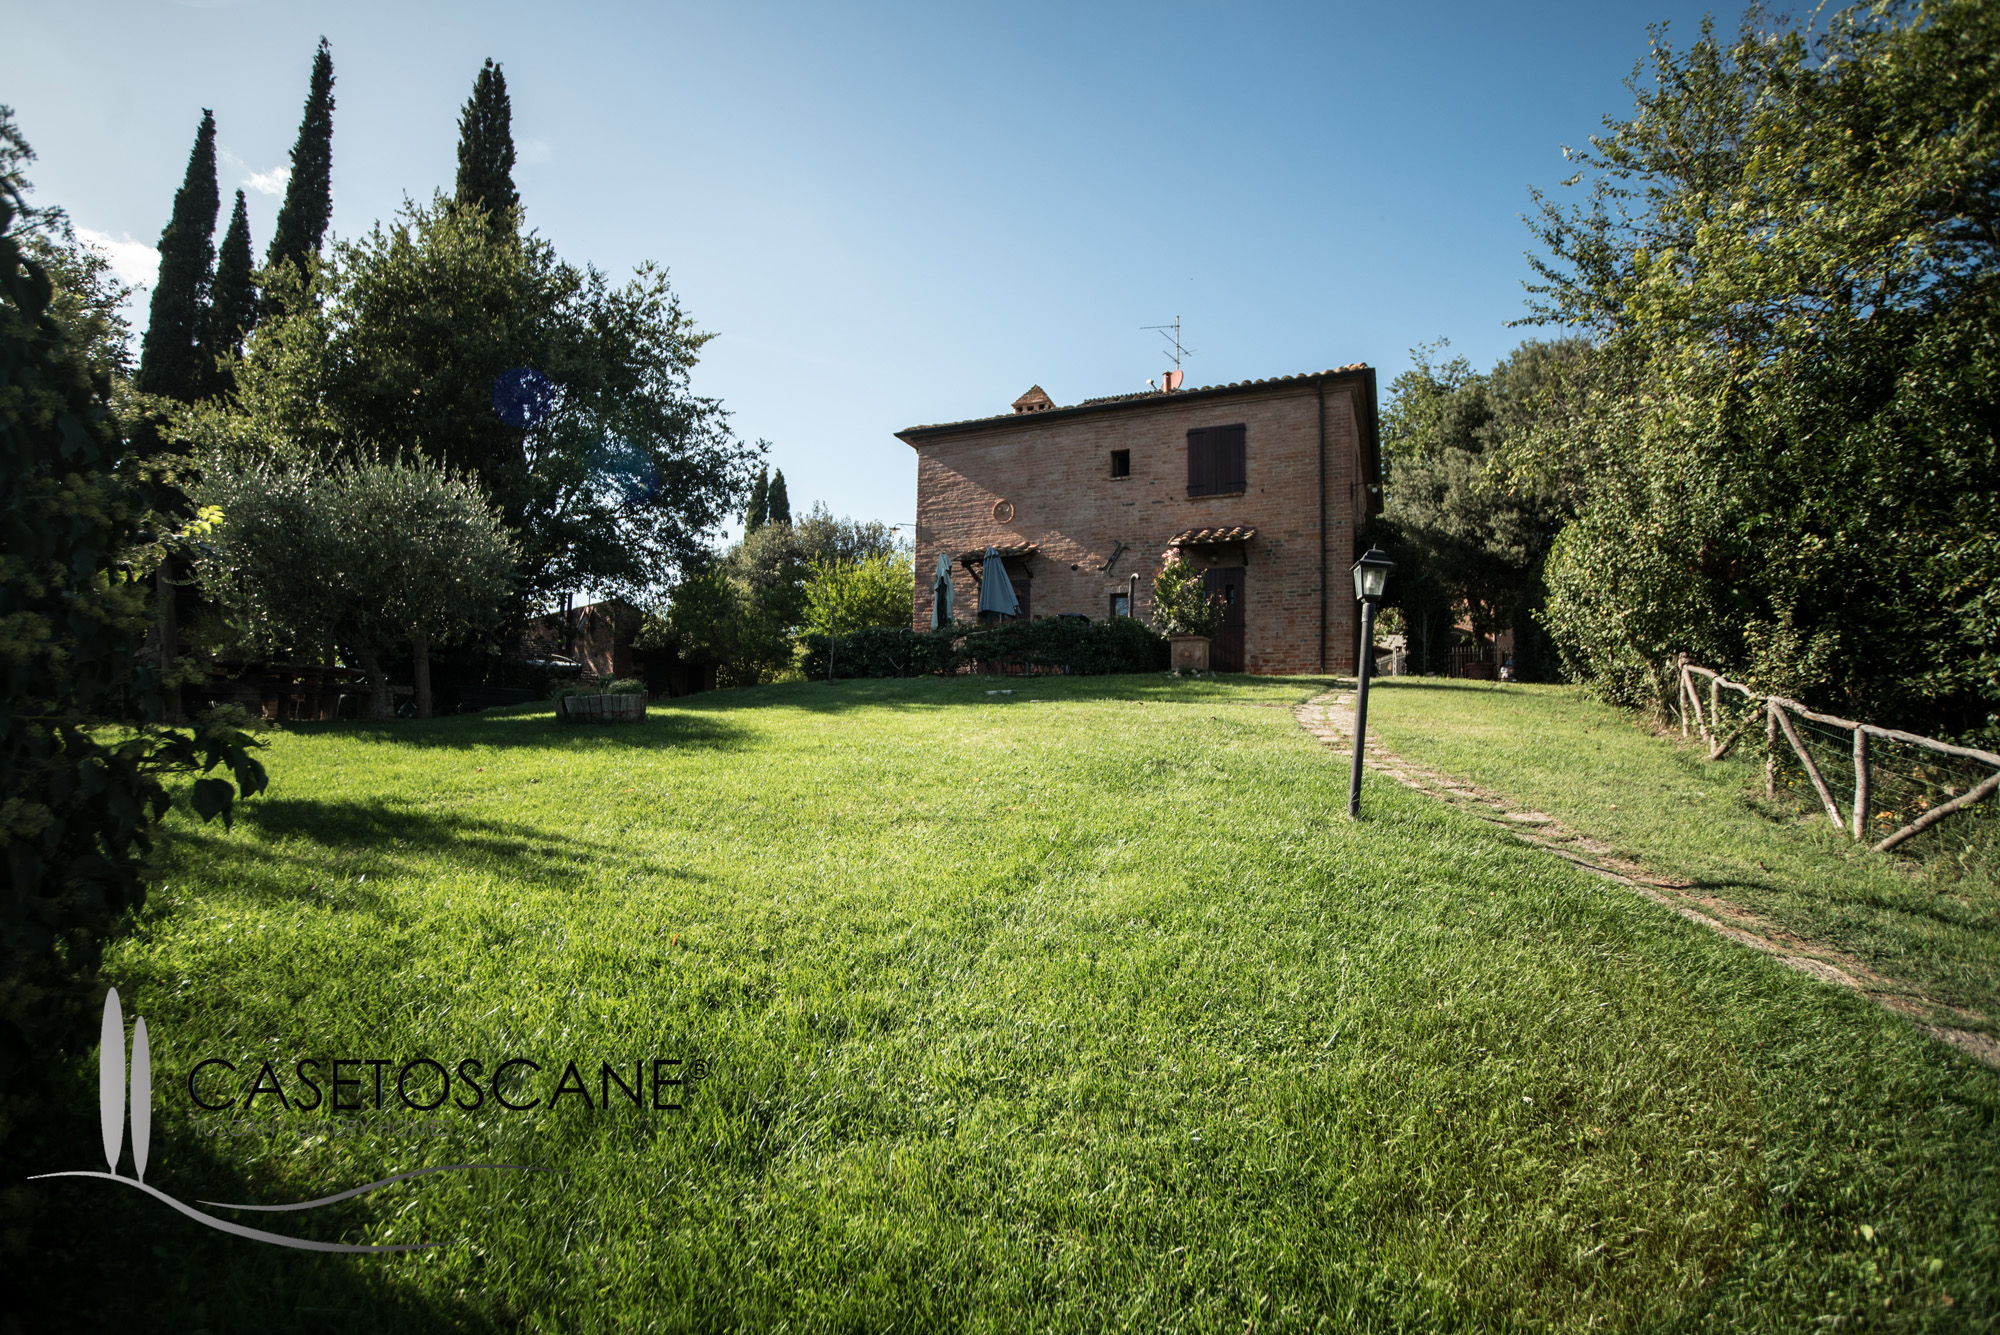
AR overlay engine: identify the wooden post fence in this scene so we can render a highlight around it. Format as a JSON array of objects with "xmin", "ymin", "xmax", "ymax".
[{"xmin": 1677, "ymin": 660, "xmax": 2000, "ymax": 855}]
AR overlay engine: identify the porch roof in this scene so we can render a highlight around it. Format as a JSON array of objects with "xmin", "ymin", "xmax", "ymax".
[{"xmin": 1169, "ymin": 526, "xmax": 1258, "ymax": 546}]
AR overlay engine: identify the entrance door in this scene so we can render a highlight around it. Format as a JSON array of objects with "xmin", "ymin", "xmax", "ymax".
[{"xmin": 1204, "ymin": 566, "xmax": 1245, "ymax": 672}]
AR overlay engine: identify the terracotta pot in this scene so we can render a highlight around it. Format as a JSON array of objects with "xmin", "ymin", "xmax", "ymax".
[
  {"xmin": 557, "ymin": 693, "xmax": 647, "ymax": 724},
  {"xmin": 1168, "ymin": 635, "xmax": 1211, "ymax": 672}
]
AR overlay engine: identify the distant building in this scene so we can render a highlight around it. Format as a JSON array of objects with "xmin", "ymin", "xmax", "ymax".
[
  {"xmin": 520, "ymin": 599, "xmax": 640, "ymax": 679},
  {"xmin": 898, "ymin": 367, "xmax": 1382, "ymax": 673}
]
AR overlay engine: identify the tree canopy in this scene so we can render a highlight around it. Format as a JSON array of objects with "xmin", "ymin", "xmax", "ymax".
[
  {"xmin": 266, "ymin": 38, "xmax": 335, "ymax": 281},
  {"xmin": 1519, "ymin": 0, "xmax": 1999, "ymax": 741},
  {"xmin": 802, "ymin": 553, "xmax": 915, "ymax": 642},
  {"xmin": 193, "ymin": 196, "xmax": 754, "ymax": 605},
  {"xmin": 197, "ymin": 189, "xmax": 255, "ymax": 396},
  {"xmin": 455, "ymin": 58, "xmax": 517, "ymax": 225},
  {"xmin": 744, "ymin": 464, "xmax": 770, "ymax": 533},
  {"xmin": 136, "ymin": 110, "xmax": 217, "ymax": 403},
  {"xmin": 766, "ymin": 467, "xmax": 792, "ymax": 526},
  {"xmin": 1375, "ymin": 340, "xmax": 1576, "ymax": 678}
]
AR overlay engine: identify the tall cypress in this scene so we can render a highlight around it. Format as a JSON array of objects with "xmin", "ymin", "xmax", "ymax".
[
  {"xmin": 136, "ymin": 110, "xmax": 218, "ymax": 402},
  {"xmin": 744, "ymin": 466, "xmax": 769, "ymax": 533},
  {"xmin": 267, "ymin": 37, "xmax": 335, "ymax": 278},
  {"xmin": 197, "ymin": 190, "xmax": 255, "ymax": 396},
  {"xmin": 454, "ymin": 58, "xmax": 518, "ymax": 225},
  {"xmin": 767, "ymin": 469, "xmax": 792, "ymax": 527}
]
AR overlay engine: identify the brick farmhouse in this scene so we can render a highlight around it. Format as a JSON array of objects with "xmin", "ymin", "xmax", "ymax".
[{"xmin": 898, "ymin": 367, "xmax": 1382, "ymax": 675}]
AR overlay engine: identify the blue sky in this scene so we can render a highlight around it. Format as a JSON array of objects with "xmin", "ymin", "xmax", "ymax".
[{"xmin": 4, "ymin": 0, "xmax": 1730, "ymax": 542}]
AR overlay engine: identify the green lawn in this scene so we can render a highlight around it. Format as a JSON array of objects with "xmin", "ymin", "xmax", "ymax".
[
  {"xmin": 1366, "ymin": 678, "xmax": 2000, "ymax": 1028},
  {"xmin": 21, "ymin": 674, "xmax": 1998, "ymax": 1332}
]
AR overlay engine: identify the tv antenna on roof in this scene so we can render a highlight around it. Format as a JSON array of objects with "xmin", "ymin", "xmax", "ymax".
[
  {"xmin": 1142, "ymin": 316, "xmax": 1195, "ymax": 391},
  {"xmin": 1143, "ymin": 316, "xmax": 1195, "ymax": 372}
]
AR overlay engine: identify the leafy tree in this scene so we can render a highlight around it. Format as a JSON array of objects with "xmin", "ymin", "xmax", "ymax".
[
  {"xmin": 802, "ymin": 553, "xmax": 915, "ymax": 640},
  {"xmin": 195, "ymin": 455, "xmax": 517, "ymax": 718},
  {"xmin": 1377, "ymin": 340, "xmax": 1574, "ymax": 677},
  {"xmin": 455, "ymin": 58, "xmax": 517, "ymax": 226},
  {"xmin": 197, "ymin": 189, "xmax": 255, "ymax": 396},
  {"xmin": 655, "ymin": 505, "xmax": 898, "ymax": 684},
  {"xmin": 648, "ymin": 565, "xmax": 751, "ymax": 683},
  {"xmin": 766, "ymin": 468, "xmax": 791, "ymax": 526},
  {"xmin": 743, "ymin": 465, "xmax": 769, "ymax": 533},
  {"xmin": 194, "ymin": 196, "xmax": 754, "ymax": 605},
  {"xmin": 1, "ymin": 116, "xmax": 263, "ymax": 1153},
  {"xmin": 266, "ymin": 38, "xmax": 335, "ymax": 282},
  {"xmin": 1, "ymin": 110, "xmax": 134, "ymax": 386},
  {"xmin": 1521, "ymin": 0, "xmax": 2000, "ymax": 740},
  {"xmin": 136, "ymin": 110, "xmax": 217, "ymax": 403}
]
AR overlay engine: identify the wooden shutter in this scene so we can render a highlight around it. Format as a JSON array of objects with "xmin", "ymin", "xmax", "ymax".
[
  {"xmin": 1186, "ymin": 428, "xmax": 1212, "ymax": 496},
  {"xmin": 1187, "ymin": 425, "xmax": 1246, "ymax": 496},
  {"xmin": 1217, "ymin": 424, "xmax": 1245, "ymax": 493}
]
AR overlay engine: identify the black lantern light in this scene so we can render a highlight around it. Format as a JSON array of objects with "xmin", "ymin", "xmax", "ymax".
[
  {"xmin": 1347, "ymin": 548, "xmax": 1396, "ymax": 818},
  {"xmin": 1352, "ymin": 547, "xmax": 1395, "ymax": 603}
]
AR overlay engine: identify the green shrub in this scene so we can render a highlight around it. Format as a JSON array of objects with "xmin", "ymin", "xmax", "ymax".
[
  {"xmin": 1, "ymin": 123, "xmax": 263, "ymax": 1156},
  {"xmin": 1151, "ymin": 548, "xmax": 1222, "ymax": 637}
]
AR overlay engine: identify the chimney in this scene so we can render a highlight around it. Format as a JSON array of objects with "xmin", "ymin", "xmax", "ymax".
[{"xmin": 1011, "ymin": 384, "xmax": 1055, "ymax": 414}]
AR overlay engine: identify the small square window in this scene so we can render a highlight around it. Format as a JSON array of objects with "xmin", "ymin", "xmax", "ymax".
[
  {"xmin": 1111, "ymin": 593, "xmax": 1131, "ymax": 618},
  {"xmin": 1110, "ymin": 449, "xmax": 1131, "ymax": 479}
]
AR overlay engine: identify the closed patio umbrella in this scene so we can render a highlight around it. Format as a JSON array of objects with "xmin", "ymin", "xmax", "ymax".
[
  {"xmin": 976, "ymin": 546, "xmax": 1019, "ymax": 618},
  {"xmin": 931, "ymin": 552, "xmax": 954, "ymax": 628}
]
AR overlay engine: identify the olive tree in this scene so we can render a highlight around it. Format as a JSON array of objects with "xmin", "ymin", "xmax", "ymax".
[{"xmin": 197, "ymin": 455, "xmax": 516, "ymax": 717}]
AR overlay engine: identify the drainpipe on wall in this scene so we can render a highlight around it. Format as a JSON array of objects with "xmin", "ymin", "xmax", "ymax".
[{"xmin": 1317, "ymin": 376, "xmax": 1327, "ymax": 674}]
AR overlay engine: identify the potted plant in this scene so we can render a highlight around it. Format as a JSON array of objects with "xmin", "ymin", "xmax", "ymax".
[{"xmin": 1151, "ymin": 547, "xmax": 1223, "ymax": 673}]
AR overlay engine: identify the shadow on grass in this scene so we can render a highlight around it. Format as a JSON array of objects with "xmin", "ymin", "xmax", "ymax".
[
  {"xmin": 665, "ymin": 672, "xmax": 1343, "ymax": 716},
  {"xmin": 279, "ymin": 705, "xmax": 758, "ymax": 754},
  {"xmin": 259, "ymin": 676, "xmax": 1340, "ymax": 741},
  {"xmin": 9, "ymin": 1078, "xmax": 521, "ymax": 1334},
  {"xmin": 1369, "ymin": 678, "xmax": 1527, "ymax": 695},
  {"xmin": 165, "ymin": 797, "xmax": 716, "ymax": 909}
]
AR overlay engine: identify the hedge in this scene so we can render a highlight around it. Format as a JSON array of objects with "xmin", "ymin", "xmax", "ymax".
[{"xmin": 798, "ymin": 617, "xmax": 1168, "ymax": 680}]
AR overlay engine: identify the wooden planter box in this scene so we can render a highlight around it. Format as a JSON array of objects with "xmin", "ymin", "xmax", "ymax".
[
  {"xmin": 557, "ymin": 693, "xmax": 646, "ymax": 724},
  {"xmin": 1168, "ymin": 635, "xmax": 1211, "ymax": 672}
]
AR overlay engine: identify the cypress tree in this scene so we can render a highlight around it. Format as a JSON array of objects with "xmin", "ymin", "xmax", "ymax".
[
  {"xmin": 197, "ymin": 190, "xmax": 255, "ymax": 396},
  {"xmin": 767, "ymin": 469, "xmax": 791, "ymax": 526},
  {"xmin": 455, "ymin": 59, "xmax": 518, "ymax": 225},
  {"xmin": 744, "ymin": 466, "xmax": 769, "ymax": 533},
  {"xmin": 136, "ymin": 110, "xmax": 218, "ymax": 402},
  {"xmin": 267, "ymin": 38, "xmax": 335, "ymax": 278}
]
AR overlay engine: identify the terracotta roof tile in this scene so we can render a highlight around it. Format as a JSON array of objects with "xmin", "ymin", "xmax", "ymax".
[
  {"xmin": 899, "ymin": 366, "xmax": 1374, "ymax": 438},
  {"xmin": 1169, "ymin": 526, "xmax": 1258, "ymax": 546}
]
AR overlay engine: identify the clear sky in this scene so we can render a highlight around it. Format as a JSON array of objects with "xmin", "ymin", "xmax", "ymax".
[{"xmin": 3, "ymin": 0, "xmax": 1729, "ymax": 543}]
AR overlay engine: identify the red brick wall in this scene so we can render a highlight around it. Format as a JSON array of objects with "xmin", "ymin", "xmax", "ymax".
[{"xmin": 908, "ymin": 376, "xmax": 1374, "ymax": 674}]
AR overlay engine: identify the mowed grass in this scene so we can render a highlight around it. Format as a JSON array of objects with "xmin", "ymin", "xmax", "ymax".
[
  {"xmin": 1366, "ymin": 679, "xmax": 2000, "ymax": 1028},
  {"xmin": 23, "ymin": 674, "xmax": 1999, "ymax": 1332}
]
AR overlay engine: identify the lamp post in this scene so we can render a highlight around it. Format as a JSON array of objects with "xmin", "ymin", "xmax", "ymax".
[{"xmin": 1348, "ymin": 548, "xmax": 1396, "ymax": 819}]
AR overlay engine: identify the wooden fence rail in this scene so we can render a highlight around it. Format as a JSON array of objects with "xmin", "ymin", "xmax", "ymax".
[{"xmin": 1677, "ymin": 656, "xmax": 2000, "ymax": 855}]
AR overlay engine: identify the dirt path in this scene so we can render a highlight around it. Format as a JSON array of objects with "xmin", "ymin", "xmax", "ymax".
[{"xmin": 1296, "ymin": 688, "xmax": 2000, "ymax": 1069}]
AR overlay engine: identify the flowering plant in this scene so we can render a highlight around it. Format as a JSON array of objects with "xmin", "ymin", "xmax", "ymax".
[{"xmin": 1150, "ymin": 547, "xmax": 1223, "ymax": 637}]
